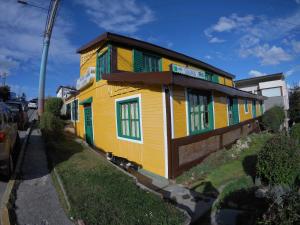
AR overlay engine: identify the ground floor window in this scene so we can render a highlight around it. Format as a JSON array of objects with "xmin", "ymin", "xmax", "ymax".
[
  {"xmin": 227, "ymin": 97, "xmax": 239, "ymax": 125},
  {"xmin": 66, "ymin": 103, "xmax": 71, "ymax": 120},
  {"xmin": 71, "ymin": 99, "xmax": 78, "ymax": 121},
  {"xmin": 187, "ymin": 90, "xmax": 214, "ymax": 135},
  {"xmin": 116, "ymin": 97, "xmax": 141, "ymax": 141},
  {"xmin": 244, "ymin": 99, "xmax": 249, "ymax": 113}
]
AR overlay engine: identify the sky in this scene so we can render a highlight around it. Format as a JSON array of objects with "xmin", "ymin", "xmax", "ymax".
[{"xmin": 0, "ymin": 0, "xmax": 300, "ymax": 100}]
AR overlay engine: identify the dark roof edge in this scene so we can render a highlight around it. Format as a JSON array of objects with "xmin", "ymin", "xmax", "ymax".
[
  {"xmin": 76, "ymin": 32, "xmax": 235, "ymax": 79},
  {"xmin": 236, "ymin": 73, "xmax": 284, "ymax": 84}
]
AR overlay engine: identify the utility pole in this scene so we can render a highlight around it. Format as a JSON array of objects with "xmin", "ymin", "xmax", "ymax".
[
  {"xmin": 38, "ymin": 0, "xmax": 60, "ymax": 116},
  {"xmin": 18, "ymin": 0, "xmax": 60, "ymax": 115}
]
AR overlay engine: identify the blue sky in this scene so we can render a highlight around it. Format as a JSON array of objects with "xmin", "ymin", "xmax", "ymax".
[{"xmin": 1, "ymin": 0, "xmax": 300, "ymax": 99}]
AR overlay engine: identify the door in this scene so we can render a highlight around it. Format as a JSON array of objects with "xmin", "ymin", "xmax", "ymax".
[
  {"xmin": 252, "ymin": 100, "xmax": 256, "ymax": 118},
  {"xmin": 84, "ymin": 105, "xmax": 93, "ymax": 145}
]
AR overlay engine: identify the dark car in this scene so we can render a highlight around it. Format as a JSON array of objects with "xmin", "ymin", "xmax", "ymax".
[{"xmin": 5, "ymin": 101, "xmax": 29, "ymax": 130}]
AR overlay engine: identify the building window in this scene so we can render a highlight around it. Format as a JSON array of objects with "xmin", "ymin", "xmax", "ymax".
[
  {"xmin": 143, "ymin": 54, "xmax": 160, "ymax": 72},
  {"xmin": 71, "ymin": 99, "xmax": 78, "ymax": 121},
  {"xmin": 228, "ymin": 97, "xmax": 239, "ymax": 125},
  {"xmin": 66, "ymin": 103, "xmax": 71, "ymax": 120},
  {"xmin": 116, "ymin": 97, "xmax": 141, "ymax": 141},
  {"xmin": 187, "ymin": 90, "xmax": 213, "ymax": 135},
  {"xmin": 133, "ymin": 49, "xmax": 161, "ymax": 73},
  {"xmin": 261, "ymin": 87, "xmax": 281, "ymax": 97},
  {"xmin": 96, "ymin": 48, "xmax": 111, "ymax": 81},
  {"xmin": 244, "ymin": 99, "xmax": 249, "ymax": 113}
]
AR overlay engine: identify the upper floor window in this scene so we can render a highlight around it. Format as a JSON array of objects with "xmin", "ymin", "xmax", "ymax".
[
  {"xmin": 133, "ymin": 49, "xmax": 161, "ymax": 72},
  {"xmin": 261, "ymin": 87, "xmax": 281, "ymax": 97},
  {"xmin": 96, "ymin": 47, "xmax": 111, "ymax": 81},
  {"xmin": 187, "ymin": 90, "xmax": 214, "ymax": 135}
]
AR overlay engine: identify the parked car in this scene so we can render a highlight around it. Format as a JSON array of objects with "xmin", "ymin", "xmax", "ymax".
[
  {"xmin": 0, "ymin": 102, "xmax": 19, "ymax": 179},
  {"xmin": 28, "ymin": 100, "xmax": 38, "ymax": 109},
  {"xmin": 5, "ymin": 101, "xmax": 29, "ymax": 130}
]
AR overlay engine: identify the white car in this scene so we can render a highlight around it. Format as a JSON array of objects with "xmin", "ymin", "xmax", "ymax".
[{"xmin": 28, "ymin": 101, "xmax": 38, "ymax": 109}]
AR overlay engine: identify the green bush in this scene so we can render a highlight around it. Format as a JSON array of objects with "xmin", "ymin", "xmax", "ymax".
[
  {"xmin": 257, "ymin": 191, "xmax": 300, "ymax": 225},
  {"xmin": 291, "ymin": 123, "xmax": 300, "ymax": 145},
  {"xmin": 45, "ymin": 97, "xmax": 63, "ymax": 117},
  {"xmin": 257, "ymin": 134, "xmax": 300, "ymax": 186},
  {"xmin": 40, "ymin": 111, "xmax": 63, "ymax": 136},
  {"xmin": 262, "ymin": 106, "xmax": 285, "ymax": 132}
]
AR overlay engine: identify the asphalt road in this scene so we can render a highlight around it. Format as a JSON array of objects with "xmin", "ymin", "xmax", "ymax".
[{"xmin": 0, "ymin": 109, "xmax": 37, "ymax": 207}]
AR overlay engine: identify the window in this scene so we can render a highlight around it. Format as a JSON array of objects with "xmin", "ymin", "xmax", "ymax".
[
  {"xmin": 66, "ymin": 103, "xmax": 71, "ymax": 120},
  {"xmin": 71, "ymin": 99, "xmax": 78, "ymax": 121},
  {"xmin": 261, "ymin": 87, "xmax": 281, "ymax": 97},
  {"xmin": 143, "ymin": 54, "xmax": 160, "ymax": 72},
  {"xmin": 116, "ymin": 97, "xmax": 141, "ymax": 141},
  {"xmin": 228, "ymin": 97, "xmax": 239, "ymax": 125},
  {"xmin": 188, "ymin": 91, "xmax": 213, "ymax": 134},
  {"xmin": 133, "ymin": 49, "xmax": 161, "ymax": 72},
  {"xmin": 96, "ymin": 48, "xmax": 111, "ymax": 81},
  {"xmin": 244, "ymin": 99, "xmax": 249, "ymax": 113}
]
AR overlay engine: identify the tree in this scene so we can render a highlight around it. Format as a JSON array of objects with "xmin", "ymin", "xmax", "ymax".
[
  {"xmin": 21, "ymin": 92, "xmax": 26, "ymax": 101},
  {"xmin": 289, "ymin": 84, "xmax": 300, "ymax": 123},
  {"xmin": 0, "ymin": 85, "xmax": 10, "ymax": 101}
]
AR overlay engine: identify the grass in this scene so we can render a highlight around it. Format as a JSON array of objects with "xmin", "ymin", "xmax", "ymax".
[
  {"xmin": 46, "ymin": 134, "xmax": 185, "ymax": 225},
  {"xmin": 176, "ymin": 132, "xmax": 273, "ymax": 195}
]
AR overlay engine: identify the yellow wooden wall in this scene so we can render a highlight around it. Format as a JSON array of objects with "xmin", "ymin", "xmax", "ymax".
[
  {"xmin": 238, "ymin": 98, "xmax": 253, "ymax": 121},
  {"xmin": 214, "ymin": 92, "xmax": 228, "ymax": 128},
  {"xmin": 73, "ymin": 80, "xmax": 166, "ymax": 177},
  {"xmin": 172, "ymin": 86, "xmax": 187, "ymax": 138}
]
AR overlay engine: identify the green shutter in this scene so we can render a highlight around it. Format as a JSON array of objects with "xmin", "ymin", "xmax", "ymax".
[
  {"xmin": 133, "ymin": 49, "xmax": 143, "ymax": 72},
  {"xmin": 233, "ymin": 98, "xmax": 239, "ymax": 124},
  {"xmin": 205, "ymin": 71, "xmax": 212, "ymax": 81},
  {"xmin": 252, "ymin": 100, "xmax": 256, "ymax": 118},
  {"xmin": 212, "ymin": 74, "xmax": 219, "ymax": 83}
]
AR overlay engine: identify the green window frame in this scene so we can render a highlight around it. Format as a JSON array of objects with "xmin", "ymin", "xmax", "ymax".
[
  {"xmin": 116, "ymin": 97, "xmax": 141, "ymax": 141},
  {"xmin": 96, "ymin": 46, "xmax": 111, "ymax": 81},
  {"xmin": 187, "ymin": 90, "xmax": 214, "ymax": 135},
  {"xmin": 133, "ymin": 49, "xmax": 162, "ymax": 72},
  {"xmin": 71, "ymin": 99, "xmax": 78, "ymax": 121},
  {"xmin": 244, "ymin": 99, "xmax": 249, "ymax": 113}
]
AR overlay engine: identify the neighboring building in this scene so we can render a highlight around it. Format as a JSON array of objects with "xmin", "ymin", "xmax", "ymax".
[
  {"xmin": 235, "ymin": 73, "xmax": 289, "ymax": 112},
  {"xmin": 56, "ymin": 86, "xmax": 77, "ymax": 99},
  {"xmin": 67, "ymin": 32, "xmax": 265, "ymax": 179}
]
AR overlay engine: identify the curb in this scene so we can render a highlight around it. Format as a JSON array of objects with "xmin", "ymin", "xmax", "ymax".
[{"xmin": 0, "ymin": 126, "xmax": 32, "ymax": 225}]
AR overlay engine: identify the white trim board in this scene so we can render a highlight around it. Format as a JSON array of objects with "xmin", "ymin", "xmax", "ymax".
[{"xmin": 162, "ymin": 86, "xmax": 169, "ymax": 179}]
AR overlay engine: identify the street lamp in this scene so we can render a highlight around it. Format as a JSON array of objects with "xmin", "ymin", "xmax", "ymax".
[{"xmin": 18, "ymin": 0, "xmax": 60, "ymax": 116}]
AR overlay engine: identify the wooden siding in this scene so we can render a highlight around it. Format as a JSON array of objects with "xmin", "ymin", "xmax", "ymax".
[
  {"xmin": 214, "ymin": 92, "xmax": 228, "ymax": 129},
  {"xmin": 117, "ymin": 47, "xmax": 133, "ymax": 71},
  {"xmin": 238, "ymin": 98, "xmax": 253, "ymax": 121},
  {"xmin": 172, "ymin": 86, "xmax": 187, "ymax": 138},
  {"xmin": 73, "ymin": 80, "xmax": 166, "ymax": 177}
]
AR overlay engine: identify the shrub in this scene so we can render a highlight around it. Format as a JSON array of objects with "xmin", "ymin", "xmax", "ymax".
[
  {"xmin": 45, "ymin": 97, "xmax": 63, "ymax": 117},
  {"xmin": 40, "ymin": 111, "xmax": 63, "ymax": 136},
  {"xmin": 291, "ymin": 123, "xmax": 300, "ymax": 145},
  {"xmin": 261, "ymin": 106, "xmax": 285, "ymax": 132},
  {"xmin": 257, "ymin": 134, "xmax": 300, "ymax": 186},
  {"xmin": 257, "ymin": 190, "xmax": 300, "ymax": 225}
]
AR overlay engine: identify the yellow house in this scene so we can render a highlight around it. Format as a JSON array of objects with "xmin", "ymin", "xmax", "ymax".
[{"xmin": 66, "ymin": 32, "xmax": 265, "ymax": 179}]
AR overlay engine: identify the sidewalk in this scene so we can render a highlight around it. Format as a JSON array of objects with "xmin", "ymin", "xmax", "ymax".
[{"xmin": 14, "ymin": 128, "xmax": 73, "ymax": 225}]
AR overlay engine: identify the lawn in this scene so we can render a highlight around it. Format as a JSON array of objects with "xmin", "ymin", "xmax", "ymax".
[
  {"xmin": 46, "ymin": 133, "xmax": 185, "ymax": 225},
  {"xmin": 176, "ymin": 132, "xmax": 273, "ymax": 196}
]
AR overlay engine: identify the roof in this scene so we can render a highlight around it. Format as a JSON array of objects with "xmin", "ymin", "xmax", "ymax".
[
  {"xmin": 56, "ymin": 85, "xmax": 77, "ymax": 94},
  {"xmin": 77, "ymin": 32, "xmax": 235, "ymax": 79},
  {"xmin": 102, "ymin": 72, "xmax": 266, "ymax": 101},
  {"xmin": 235, "ymin": 73, "xmax": 284, "ymax": 88}
]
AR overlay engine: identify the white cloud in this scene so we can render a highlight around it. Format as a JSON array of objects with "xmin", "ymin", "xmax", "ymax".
[
  {"xmin": 205, "ymin": 10, "xmax": 300, "ymax": 64},
  {"xmin": 0, "ymin": 0, "xmax": 78, "ymax": 74},
  {"xmin": 241, "ymin": 44, "xmax": 292, "ymax": 65},
  {"xmin": 74, "ymin": 0, "xmax": 154, "ymax": 33},
  {"xmin": 209, "ymin": 37, "xmax": 225, "ymax": 43},
  {"xmin": 286, "ymin": 69, "xmax": 295, "ymax": 77},
  {"xmin": 295, "ymin": 0, "xmax": 300, "ymax": 4},
  {"xmin": 248, "ymin": 70, "xmax": 266, "ymax": 77},
  {"xmin": 204, "ymin": 14, "xmax": 254, "ymax": 43}
]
